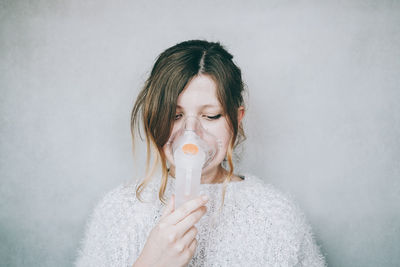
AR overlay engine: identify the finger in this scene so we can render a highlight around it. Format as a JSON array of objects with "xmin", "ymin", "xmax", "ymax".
[
  {"xmin": 180, "ymin": 226, "xmax": 198, "ymax": 249},
  {"xmin": 188, "ymin": 238, "xmax": 197, "ymax": 254},
  {"xmin": 181, "ymin": 238, "xmax": 197, "ymax": 264},
  {"xmin": 175, "ymin": 205, "xmax": 206, "ymax": 237},
  {"xmin": 164, "ymin": 195, "xmax": 208, "ymax": 225},
  {"xmin": 161, "ymin": 194, "xmax": 175, "ymax": 220}
]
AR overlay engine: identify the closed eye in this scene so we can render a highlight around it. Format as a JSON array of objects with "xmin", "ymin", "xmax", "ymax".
[{"xmin": 206, "ymin": 114, "xmax": 222, "ymax": 120}]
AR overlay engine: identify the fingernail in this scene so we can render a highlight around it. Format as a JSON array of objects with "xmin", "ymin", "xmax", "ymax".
[{"xmin": 202, "ymin": 195, "xmax": 209, "ymax": 201}]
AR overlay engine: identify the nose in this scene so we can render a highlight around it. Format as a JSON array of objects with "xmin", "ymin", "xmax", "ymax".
[{"xmin": 183, "ymin": 115, "xmax": 200, "ymax": 131}]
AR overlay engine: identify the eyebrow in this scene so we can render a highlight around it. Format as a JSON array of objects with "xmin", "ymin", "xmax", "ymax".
[{"xmin": 176, "ymin": 104, "xmax": 220, "ymax": 109}]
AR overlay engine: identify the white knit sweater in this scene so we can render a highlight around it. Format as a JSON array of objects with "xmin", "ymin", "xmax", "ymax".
[{"xmin": 75, "ymin": 173, "xmax": 326, "ymax": 267}]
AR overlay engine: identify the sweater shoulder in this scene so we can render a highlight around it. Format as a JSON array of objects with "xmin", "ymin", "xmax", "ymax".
[
  {"xmin": 94, "ymin": 182, "xmax": 137, "ymax": 211},
  {"xmin": 242, "ymin": 174, "xmax": 296, "ymax": 206},
  {"xmin": 87, "ymin": 178, "xmax": 157, "ymax": 223},
  {"xmin": 241, "ymin": 174, "xmax": 309, "ymax": 228},
  {"xmin": 95, "ymin": 177, "xmax": 161, "ymax": 211}
]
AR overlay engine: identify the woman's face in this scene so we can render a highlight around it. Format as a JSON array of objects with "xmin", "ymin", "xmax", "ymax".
[{"xmin": 163, "ymin": 74, "xmax": 233, "ymax": 180}]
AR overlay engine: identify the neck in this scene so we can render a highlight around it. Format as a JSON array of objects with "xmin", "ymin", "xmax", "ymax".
[{"xmin": 168, "ymin": 165, "xmax": 228, "ymax": 184}]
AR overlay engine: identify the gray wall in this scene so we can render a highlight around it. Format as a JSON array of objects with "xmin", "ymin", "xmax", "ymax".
[{"xmin": 1, "ymin": 1, "xmax": 399, "ymax": 266}]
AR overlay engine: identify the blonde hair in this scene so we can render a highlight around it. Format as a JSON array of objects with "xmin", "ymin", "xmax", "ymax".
[{"xmin": 131, "ymin": 40, "xmax": 246, "ymax": 211}]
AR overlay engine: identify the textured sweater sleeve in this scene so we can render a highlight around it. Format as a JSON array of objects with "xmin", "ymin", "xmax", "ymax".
[
  {"xmin": 295, "ymin": 217, "xmax": 326, "ymax": 267},
  {"xmin": 74, "ymin": 185, "xmax": 136, "ymax": 267},
  {"xmin": 292, "ymin": 201, "xmax": 326, "ymax": 267},
  {"xmin": 75, "ymin": 197, "xmax": 111, "ymax": 267}
]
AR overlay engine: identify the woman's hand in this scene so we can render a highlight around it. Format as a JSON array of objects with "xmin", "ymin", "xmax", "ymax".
[{"xmin": 133, "ymin": 194, "xmax": 209, "ymax": 267}]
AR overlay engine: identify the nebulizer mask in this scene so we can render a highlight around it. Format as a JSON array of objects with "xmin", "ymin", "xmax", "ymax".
[{"xmin": 165, "ymin": 115, "xmax": 221, "ymax": 208}]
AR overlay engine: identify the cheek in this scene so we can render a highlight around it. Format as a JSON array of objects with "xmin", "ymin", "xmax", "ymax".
[
  {"xmin": 163, "ymin": 143, "xmax": 176, "ymax": 169},
  {"xmin": 168, "ymin": 121, "xmax": 183, "ymax": 141},
  {"xmin": 162, "ymin": 130, "xmax": 176, "ymax": 165},
  {"xmin": 162, "ymin": 122, "xmax": 185, "ymax": 166},
  {"xmin": 210, "ymin": 120, "xmax": 231, "ymax": 138},
  {"xmin": 205, "ymin": 121, "xmax": 232, "ymax": 152}
]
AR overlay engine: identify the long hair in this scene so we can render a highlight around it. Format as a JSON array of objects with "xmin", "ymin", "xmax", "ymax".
[{"xmin": 131, "ymin": 40, "xmax": 246, "ymax": 210}]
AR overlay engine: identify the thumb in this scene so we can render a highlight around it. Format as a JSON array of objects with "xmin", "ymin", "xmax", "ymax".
[{"xmin": 161, "ymin": 194, "xmax": 175, "ymax": 219}]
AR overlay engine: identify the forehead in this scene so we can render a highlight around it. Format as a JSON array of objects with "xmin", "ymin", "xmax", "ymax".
[{"xmin": 176, "ymin": 74, "xmax": 221, "ymax": 109}]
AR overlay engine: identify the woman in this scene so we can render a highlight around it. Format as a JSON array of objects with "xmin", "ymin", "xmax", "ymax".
[{"xmin": 75, "ymin": 40, "xmax": 326, "ymax": 266}]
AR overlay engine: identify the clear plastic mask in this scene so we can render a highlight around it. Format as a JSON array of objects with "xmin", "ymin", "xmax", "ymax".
[
  {"xmin": 165, "ymin": 115, "xmax": 221, "ymax": 170},
  {"xmin": 165, "ymin": 115, "xmax": 222, "ymax": 208}
]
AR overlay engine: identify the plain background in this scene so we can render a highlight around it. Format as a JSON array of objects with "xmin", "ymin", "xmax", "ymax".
[{"xmin": 1, "ymin": 0, "xmax": 399, "ymax": 266}]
